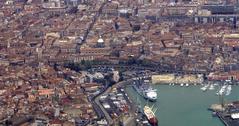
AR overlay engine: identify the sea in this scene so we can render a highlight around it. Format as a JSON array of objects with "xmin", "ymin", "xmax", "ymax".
[{"xmin": 126, "ymin": 84, "xmax": 239, "ymax": 126}]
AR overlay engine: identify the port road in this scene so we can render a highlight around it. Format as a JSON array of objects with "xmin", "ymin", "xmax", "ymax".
[
  {"xmin": 94, "ymin": 78, "xmax": 136, "ymax": 126},
  {"xmin": 92, "ymin": 64, "xmax": 209, "ymax": 75}
]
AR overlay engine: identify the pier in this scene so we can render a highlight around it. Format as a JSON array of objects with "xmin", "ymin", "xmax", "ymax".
[
  {"xmin": 210, "ymin": 102, "xmax": 239, "ymax": 126},
  {"xmin": 217, "ymin": 112, "xmax": 239, "ymax": 126}
]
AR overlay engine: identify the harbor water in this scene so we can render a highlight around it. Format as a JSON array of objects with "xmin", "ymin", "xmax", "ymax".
[{"xmin": 126, "ymin": 84, "xmax": 239, "ymax": 126}]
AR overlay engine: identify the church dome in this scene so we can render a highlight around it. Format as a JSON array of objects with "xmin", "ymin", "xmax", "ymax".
[{"xmin": 97, "ymin": 36, "xmax": 104, "ymax": 43}]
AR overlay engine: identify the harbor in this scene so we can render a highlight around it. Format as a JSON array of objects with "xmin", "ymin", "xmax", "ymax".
[{"xmin": 126, "ymin": 84, "xmax": 239, "ymax": 126}]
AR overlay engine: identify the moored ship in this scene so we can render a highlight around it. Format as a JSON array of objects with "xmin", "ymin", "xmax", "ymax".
[
  {"xmin": 133, "ymin": 79, "xmax": 157, "ymax": 101},
  {"xmin": 144, "ymin": 105, "xmax": 158, "ymax": 126}
]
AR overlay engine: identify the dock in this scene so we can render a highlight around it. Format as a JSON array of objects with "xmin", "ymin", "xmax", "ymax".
[
  {"xmin": 210, "ymin": 102, "xmax": 239, "ymax": 126},
  {"xmin": 217, "ymin": 112, "xmax": 239, "ymax": 126}
]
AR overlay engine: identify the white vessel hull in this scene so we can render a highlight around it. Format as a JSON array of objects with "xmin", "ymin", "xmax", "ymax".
[{"xmin": 133, "ymin": 85, "xmax": 157, "ymax": 102}]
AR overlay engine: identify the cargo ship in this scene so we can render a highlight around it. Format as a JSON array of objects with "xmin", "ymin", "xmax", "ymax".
[
  {"xmin": 144, "ymin": 105, "xmax": 158, "ymax": 126},
  {"xmin": 133, "ymin": 79, "xmax": 157, "ymax": 102}
]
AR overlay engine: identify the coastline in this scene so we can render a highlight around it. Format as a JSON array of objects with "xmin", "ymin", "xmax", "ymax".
[{"xmin": 151, "ymin": 74, "xmax": 203, "ymax": 84}]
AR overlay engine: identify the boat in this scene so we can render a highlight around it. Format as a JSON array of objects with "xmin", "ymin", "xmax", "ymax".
[
  {"xmin": 185, "ymin": 83, "xmax": 189, "ymax": 87},
  {"xmin": 225, "ymin": 85, "xmax": 232, "ymax": 96},
  {"xmin": 180, "ymin": 83, "xmax": 184, "ymax": 87},
  {"xmin": 209, "ymin": 84, "xmax": 215, "ymax": 90},
  {"xmin": 200, "ymin": 84, "xmax": 209, "ymax": 91},
  {"xmin": 216, "ymin": 85, "xmax": 227, "ymax": 95},
  {"xmin": 212, "ymin": 111, "xmax": 217, "ymax": 117},
  {"xmin": 97, "ymin": 119, "xmax": 108, "ymax": 125},
  {"xmin": 133, "ymin": 80, "xmax": 157, "ymax": 102},
  {"xmin": 144, "ymin": 105, "xmax": 158, "ymax": 126}
]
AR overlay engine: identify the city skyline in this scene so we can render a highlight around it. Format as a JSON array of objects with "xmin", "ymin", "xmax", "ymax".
[{"xmin": 0, "ymin": 0, "xmax": 239, "ymax": 126}]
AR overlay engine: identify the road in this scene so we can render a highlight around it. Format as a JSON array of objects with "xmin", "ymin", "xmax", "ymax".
[
  {"xmin": 92, "ymin": 64, "xmax": 210, "ymax": 75},
  {"xmin": 124, "ymin": 115, "xmax": 135, "ymax": 126},
  {"xmin": 94, "ymin": 78, "xmax": 138, "ymax": 126},
  {"xmin": 95, "ymin": 90, "xmax": 113, "ymax": 125},
  {"xmin": 76, "ymin": 0, "xmax": 108, "ymax": 52},
  {"xmin": 94, "ymin": 81, "xmax": 129, "ymax": 125}
]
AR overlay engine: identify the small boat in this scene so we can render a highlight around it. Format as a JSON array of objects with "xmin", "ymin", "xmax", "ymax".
[
  {"xmin": 212, "ymin": 111, "xmax": 217, "ymax": 117},
  {"xmin": 201, "ymin": 84, "xmax": 209, "ymax": 91},
  {"xmin": 185, "ymin": 83, "xmax": 189, "ymax": 87},
  {"xmin": 209, "ymin": 84, "xmax": 215, "ymax": 90},
  {"xmin": 180, "ymin": 83, "xmax": 184, "ymax": 87},
  {"xmin": 172, "ymin": 83, "xmax": 175, "ymax": 86},
  {"xmin": 216, "ymin": 85, "xmax": 227, "ymax": 95},
  {"xmin": 225, "ymin": 85, "xmax": 232, "ymax": 96}
]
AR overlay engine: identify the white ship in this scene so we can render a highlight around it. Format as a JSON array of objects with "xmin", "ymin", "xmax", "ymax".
[{"xmin": 133, "ymin": 80, "xmax": 157, "ymax": 102}]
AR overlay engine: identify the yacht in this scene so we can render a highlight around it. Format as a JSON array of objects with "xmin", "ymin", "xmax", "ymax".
[
  {"xmin": 201, "ymin": 84, "xmax": 209, "ymax": 91},
  {"xmin": 225, "ymin": 85, "xmax": 232, "ymax": 96},
  {"xmin": 209, "ymin": 84, "xmax": 215, "ymax": 90},
  {"xmin": 216, "ymin": 85, "xmax": 227, "ymax": 95}
]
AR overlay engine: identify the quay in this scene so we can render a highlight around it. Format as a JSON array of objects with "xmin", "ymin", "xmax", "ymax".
[
  {"xmin": 217, "ymin": 112, "xmax": 239, "ymax": 126},
  {"xmin": 210, "ymin": 101, "xmax": 239, "ymax": 126},
  {"xmin": 94, "ymin": 78, "xmax": 137, "ymax": 126}
]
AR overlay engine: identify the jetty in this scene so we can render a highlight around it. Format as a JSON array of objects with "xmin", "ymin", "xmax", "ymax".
[{"xmin": 210, "ymin": 101, "xmax": 239, "ymax": 126}]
